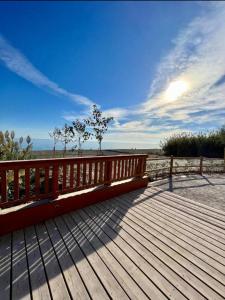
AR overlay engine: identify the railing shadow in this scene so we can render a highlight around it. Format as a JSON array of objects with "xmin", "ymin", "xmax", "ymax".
[
  {"xmin": 152, "ymin": 174, "xmax": 225, "ymax": 192},
  {"xmin": 0, "ymin": 186, "xmax": 150, "ymax": 299}
]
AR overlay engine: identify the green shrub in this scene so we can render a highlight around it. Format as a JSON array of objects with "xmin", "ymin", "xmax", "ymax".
[
  {"xmin": 0, "ymin": 130, "xmax": 32, "ymax": 160},
  {"xmin": 161, "ymin": 126, "xmax": 225, "ymax": 158}
]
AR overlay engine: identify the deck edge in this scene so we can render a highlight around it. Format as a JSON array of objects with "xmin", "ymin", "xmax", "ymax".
[{"xmin": 0, "ymin": 177, "xmax": 148, "ymax": 236}]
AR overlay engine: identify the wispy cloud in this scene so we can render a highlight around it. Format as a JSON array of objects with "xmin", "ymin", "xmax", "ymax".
[
  {"xmin": 105, "ymin": 2, "xmax": 225, "ymax": 145},
  {"xmin": 2, "ymin": 2, "xmax": 225, "ymax": 147},
  {"xmin": 141, "ymin": 2, "xmax": 225, "ymax": 124},
  {"xmin": 0, "ymin": 34, "xmax": 94, "ymax": 106}
]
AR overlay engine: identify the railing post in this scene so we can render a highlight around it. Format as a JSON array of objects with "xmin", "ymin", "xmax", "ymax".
[
  {"xmin": 135, "ymin": 156, "xmax": 146, "ymax": 178},
  {"xmin": 170, "ymin": 155, "xmax": 173, "ymax": 177},
  {"xmin": 142, "ymin": 156, "xmax": 147, "ymax": 177},
  {"xmin": 224, "ymin": 148, "xmax": 225, "ymax": 173},
  {"xmin": 104, "ymin": 160, "xmax": 112, "ymax": 186},
  {"xmin": 200, "ymin": 156, "xmax": 203, "ymax": 175},
  {"xmin": 52, "ymin": 163, "xmax": 59, "ymax": 199},
  {"xmin": 0, "ymin": 170, "xmax": 7, "ymax": 203}
]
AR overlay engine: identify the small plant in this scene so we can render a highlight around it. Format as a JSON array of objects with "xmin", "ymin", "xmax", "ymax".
[
  {"xmin": 85, "ymin": 105, "xmax": 113, "ymax": 154},
  {"xmin": 70, "ymin": 119, "xmax": 91, "ymax": 156},
  {"xmin": 0, "ymin": 130, "xmax": 32, "ymax": 160}
]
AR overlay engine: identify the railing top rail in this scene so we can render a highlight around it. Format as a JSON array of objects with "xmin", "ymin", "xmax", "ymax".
[
  {"xmin": 0, "ymin": 154, "xmax": 148, "ymax": 168},
  {"xmin": 147, "ymin": 156, "xmax": 224, "ymax": 160}
]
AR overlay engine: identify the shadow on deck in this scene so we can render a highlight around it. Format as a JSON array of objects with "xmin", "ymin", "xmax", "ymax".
[{"xmin": 1, "ymin": 186, "xmax": 225, "ymax": 299}]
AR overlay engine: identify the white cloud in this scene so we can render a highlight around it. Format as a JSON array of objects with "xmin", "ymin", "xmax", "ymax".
[
  {"xmin": 0, "ymin": 35, "xmax": 94, "ymax": 106},
  {"xmin": 142, "ymin": 3, "xmax": 225, "ymax": 122},
  {"xmin": 103, "ymin": 107, "xmax": 129, "ymax": 120},
  {"xmin": 108, "ymin": 2, "xmax": 225, "ymax": 144},
  {"xmin": 3, "ymin": 3, "xmax": 225, "ymax": 147}
]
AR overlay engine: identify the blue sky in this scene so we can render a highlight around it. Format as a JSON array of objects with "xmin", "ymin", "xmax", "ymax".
[{"xmin": 1, "ymin": 1, "xmax": 225, "ymax": 149}]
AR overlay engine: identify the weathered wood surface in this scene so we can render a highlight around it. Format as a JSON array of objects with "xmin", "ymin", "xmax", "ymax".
[{"xmin": 0, "ymin": 186, "xmax": 225, "ymax": 299}]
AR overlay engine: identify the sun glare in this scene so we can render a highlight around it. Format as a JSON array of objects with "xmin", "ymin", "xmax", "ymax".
[{"xmin": 164, "ymin": 80, "xmax": 189, "ymax": 101}]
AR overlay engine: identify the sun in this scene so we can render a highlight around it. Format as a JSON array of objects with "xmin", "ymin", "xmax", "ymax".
[{"xmin": 164, "ymin": 79, "xmax": 189, "ymax": 101}]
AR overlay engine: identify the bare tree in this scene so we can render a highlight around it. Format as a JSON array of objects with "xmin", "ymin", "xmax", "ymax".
[
  {"xmin": 58, "ymin": 124, "xmax": 73, "ymax": 157},
  {"xmin": 70, "ymin": 119, "xmax": 91, "ymax": 156},
  {"xmin": 85, "ymin": 105, "xmax": 113, "ymax": 154},
  {"xmin": 49, "ymin": 127, "xmax": 61, "ymax": 157}
]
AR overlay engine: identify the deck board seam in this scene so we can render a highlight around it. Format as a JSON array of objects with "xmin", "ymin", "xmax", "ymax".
[
  {"xmin": 34, "ymin": 224, "xmax": 53, "ymax": 300},
  {"xmin": 144, "ymin": 196, "xmax": 225, "ymax": 244},
  {"xmin": 131, "ymin": 189, "xmax": 225, "ymax": 239},
  {"xmin": 110, "ymin": 198, "xmax": 225, "ymax": 286},
  {"xmin": 114, "ymin": 198, "xmax": 225, "ymax": 278},
  {"xmin": 52, "ymin": 217, "xmax": 92, "ymax": 300},
  {"xmin": 150, "ymin": 187, "xmax": 225, "ymax": 223},
  {"xmin": 151, "ymin": 186, "xmax": 225, "ymax": 217},
  {"xmin": 87, "ymin": 204, "xmax": 199, "ymax": 300},
  {"xmin": 69, "ymin": 211, "xmax": 131, "ymax": 299},
  {"xmin": 86, "ymin": 206, "xmax": 175, "ymax": 300},
  {"xmin": 137, "ymin": 199, "xmax": 225, "ymax": 256},
  {"xmin": 120, "ymin": 195, "xmax": 225, "ymax": 263},
  {"xmin": 134, "ymin": 194, "xmax": 225, "ymax": 250},
  {"xmin": 82, "ymin": 207, "xmax": 174, "ymax": 297},
  {"xmin": 23, "ymin": 229, "xmax": 34, "ymax": 300},
  {"xmin": 144, "ymin": 190, "xmax": 225, "ymax": 230},
  {"xmin": 61, "ymin": 214, "xmax": 112, "ymax": 299},
  {"xmin": 44, "ymin": 221, "xmax": 73, "ymax": 300},
  {"xmin": 143, "ymin": 190, "xmax": 225, "ymax": 234},
  {"xmin": 10, "ymin": 232, "xmax": 13, "ymax": 300},
  {"xmin": 96, "ymin": 200, "xmax": 225, "ymax": 299},
  {"xmin": 77, "ymin": 209, "xmax": 153, "ymax": 300}
]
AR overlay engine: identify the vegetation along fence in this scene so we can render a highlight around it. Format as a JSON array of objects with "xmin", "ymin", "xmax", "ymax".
[
  {"xmin": 146, "ymin": 156, "xmax": 225, "ymax": 181},
  {"xmin": 0, "ymin": 154, "xmax": 147, "ymax": 208}
]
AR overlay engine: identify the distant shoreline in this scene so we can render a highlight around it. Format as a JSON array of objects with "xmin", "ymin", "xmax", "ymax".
[{"xmin": 31, "ymin": 149, "xmax": 162, "ymax": 159}]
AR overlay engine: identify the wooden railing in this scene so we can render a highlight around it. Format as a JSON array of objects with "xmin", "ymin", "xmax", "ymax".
[
  {"xmin": 0, "ymin": 154, "xmax": 147, "ymax": 208},
  {"xmin": 147, "ymin": 155, "xmax": 225, "ymax": 181}
]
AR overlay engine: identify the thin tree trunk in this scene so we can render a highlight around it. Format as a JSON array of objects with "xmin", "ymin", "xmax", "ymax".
[
  {"xmin": 99, "ymin": 139, "xmax": 102, "ymax": 155},
  {"xmin": 78, "ymin": 137, "xmax": 81, "ymax": 156},
  {"xmin": 63, "ymin": 143, "xmax": 66, "ymax": 157}
]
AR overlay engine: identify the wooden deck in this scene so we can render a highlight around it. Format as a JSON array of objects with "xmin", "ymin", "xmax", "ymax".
[{"xmin": 1, "ymin": 186, "xmax": 225, "ymax": 299}]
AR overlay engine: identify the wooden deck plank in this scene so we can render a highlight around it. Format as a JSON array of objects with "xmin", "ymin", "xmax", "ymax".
[
  {"xmin": 125, "ymin": 190, "xmax": 225, "ymax": 251},
  {"xmin": 76, "ymin": 209, "xmax": 151, "ymax": 300},
  {"xmin": 45, "ymin": 219, "xmax": 90, "ymax": 300},
  {"xmin": 96, "ymin": 200, "xmax": 224, "ymax": 299},
  {"xmin": 24, "ymin": 226, "xmax": 51, "ymax": 300},
  {"xmin": 77, "ymin": 210, "xmax": 163, "ymax": 299},
  {"xmin": 73, "ymin": 210, "xmax": 149, "ymax": 299},
  {"xmin": 35, "ymin": 223, "xmax": 70, "ymax": 300},
  {"xmin": 114, "ymin": 197, "xmax": 225, "ymax": 279},
  {"xmin": 87, "ymin": 205, "xmax": 204, "ymax": 300},
  {"xmin": 151, "ymin": 186, "xmax": 225, "ymax": 222},
  {"xmin": 124, "ymin": 192, "xmax": 225, "ymax": 256},
  {"xmin": 152, "ymin": 186, "xmax": 225, "ymax": 216},
  {"xmin": 118, "ymin": 194, "xmax": 225, "ymax": 271},
  {"xmin": 144, "ymin": 189, "xmax": 225, "ymax": 231},
  {"xmin": 143, "ymin": 192, "xmax": 225, "ymax": 244},
  {"xmin": 67, "ymin": 213, "xmax": 130, "ymax": 300},
  {"xmin": 83, "ymin": 206, "xmax": 176, "ymax": 300},
  {"xmin": 1, "ymin": 185, "xmax": 225, "ymax": 299},
  {"xmin": 105, "ymin": 197, "xmax": 225, "ymax": 295},
  {"xmin": 54, "ymin": 216, "xmax": 109, "ymax": 300},
  {"xmin": 12, "ymin": 230, "xmax": 31, "ymax": 300},
  {"xmin": 0, "ymin": 234, "xmax": 11, "ymax": 300},
  {"xmin": 143, "ymin": 189, "xmax": 225, "ymax": 239}
]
